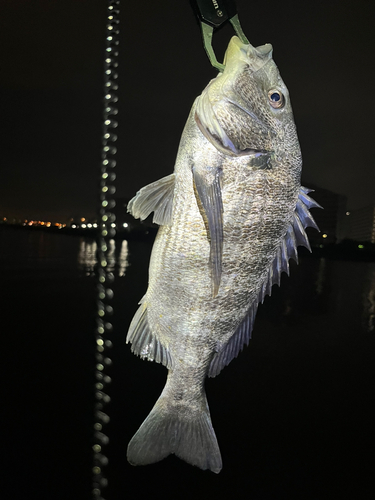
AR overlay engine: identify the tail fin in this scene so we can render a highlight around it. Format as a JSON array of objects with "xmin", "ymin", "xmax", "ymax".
[{"xmin": 127, "ymin": 385, "xmax": 222, "ymax": 473}]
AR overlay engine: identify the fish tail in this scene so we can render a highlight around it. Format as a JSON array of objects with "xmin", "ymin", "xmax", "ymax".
[{"xmin": 127, "ymin": 380, "xmax": 222, "ymax": 473}]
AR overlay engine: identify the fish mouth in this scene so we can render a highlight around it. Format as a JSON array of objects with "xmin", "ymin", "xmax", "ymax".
[
  {"xmin": 195, "ymin": 112, "xmax": 268, "ymax": 158},
  {"xmin": 223, "ymin": 37, "xmax": 273, "ymax": 71}
]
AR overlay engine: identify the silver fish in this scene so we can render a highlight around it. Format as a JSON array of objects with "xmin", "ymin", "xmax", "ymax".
[{"xmin": 126, "ymin": 36, "xmax": 320, "ymax": 473}]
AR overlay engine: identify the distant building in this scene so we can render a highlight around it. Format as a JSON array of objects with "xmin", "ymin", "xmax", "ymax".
[
  {"xmin": 343, "ymin": 205, "xmax": 375, "ymax": 243},
  {"xmin": 303, "ymin": 185, "xmax": 347, "ymax": 245}
]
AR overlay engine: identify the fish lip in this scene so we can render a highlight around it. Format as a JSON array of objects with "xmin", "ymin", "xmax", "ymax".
[
  {"xmin": 224, "ymin": 37, "xmax": 273, "ymax": 71},
  {"xmin": 195, "ymin": 112, "xmax": 268, "ymax": 158}
]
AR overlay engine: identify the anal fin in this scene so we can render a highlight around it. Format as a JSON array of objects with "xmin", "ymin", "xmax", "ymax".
[{"xmin": 126, "ymin": 304, "xmax": 173, "ymax": 369}]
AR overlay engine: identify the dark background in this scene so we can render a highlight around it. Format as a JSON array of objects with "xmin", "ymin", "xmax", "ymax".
[
  {"xmin": 3, "ymin": 231, "xmax": 374, "ymax": 499},
  {"xmin": 2, "ymin": 1, "xmax": 375, "ymax": 499},
  {"xmin": 1, "ymin": 0, "xmax": 374, "ymax": 220}
]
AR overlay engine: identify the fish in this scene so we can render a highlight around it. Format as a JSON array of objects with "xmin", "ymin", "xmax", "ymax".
[{"xmin": 126, "ymin": 36, "xmax": 320, "ymax": 473}]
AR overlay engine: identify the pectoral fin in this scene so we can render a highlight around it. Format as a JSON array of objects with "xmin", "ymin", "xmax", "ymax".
[
  {"xmin": 127, "ymin": 173, "xmax": 175, "ymax": 225},
  {"xmin": 193, "ymin": 167, "xmax": 223, "ymax": 297}
]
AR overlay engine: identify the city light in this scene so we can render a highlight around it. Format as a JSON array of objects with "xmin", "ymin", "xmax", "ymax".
[
  {"xmin": 322, "ymin": 234, "xmax": 328, "ymax": 238},
  {"xmin": 2, "ymin": 215, "xmax": 136, "ymax": 234},
  {"xmin": 1, "ymin": 217, "xmax": 97, "ymax": 230}
]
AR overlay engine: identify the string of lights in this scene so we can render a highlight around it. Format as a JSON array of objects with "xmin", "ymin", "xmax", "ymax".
[{"xmin": 92, "ymin": 1, "xmax": 120, "ymax": 498}]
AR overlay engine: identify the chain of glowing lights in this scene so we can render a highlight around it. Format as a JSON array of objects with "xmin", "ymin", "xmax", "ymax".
[{"xmin": 92, "ymin": 1, "xmax": 120, "ymax": 498}]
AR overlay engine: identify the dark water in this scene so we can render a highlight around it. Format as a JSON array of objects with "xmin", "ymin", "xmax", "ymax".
[{"xmin": 2, "ymin": 228, "xmax": 374, "ymax": 499}]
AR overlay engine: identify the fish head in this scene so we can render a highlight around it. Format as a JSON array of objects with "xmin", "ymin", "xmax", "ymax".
[{"xmin": 196, "ymin": 36, "xmax": 301, "ymax": 167}]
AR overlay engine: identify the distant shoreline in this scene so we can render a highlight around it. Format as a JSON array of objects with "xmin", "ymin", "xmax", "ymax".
[
  {"xmin": 0, "ymin": 222, "xmax": 158, "ymax": 242},
  {"xmin": 1, "ymin": 223, "xmax": 375, "ymax": 261}
]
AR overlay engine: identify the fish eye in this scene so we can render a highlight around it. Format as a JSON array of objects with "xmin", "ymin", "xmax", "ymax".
[{"xmin": 268, "ymin": 90, "xmax": 285, "ymax": 109}]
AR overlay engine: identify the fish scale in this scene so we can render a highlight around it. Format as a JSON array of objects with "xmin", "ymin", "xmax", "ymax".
[{"xmin": 126, "ymin": 36, "xmax": 320, "ymax": 473}]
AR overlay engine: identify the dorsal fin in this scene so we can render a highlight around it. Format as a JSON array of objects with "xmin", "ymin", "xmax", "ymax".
[
  {"xmin": 208, "ymin": 187, "xmax": 321, "ymax": 377},
  {"xmin": 208, "ymin": 302, "xmax": 257, "ymax": 378},
  {"xmin": 257, "ymin": 186, "xmax": 321, "ymax": 305}
]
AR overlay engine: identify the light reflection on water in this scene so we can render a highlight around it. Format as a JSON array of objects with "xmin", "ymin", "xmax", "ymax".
[
  {"xmin": 1, "ymin": 228, "xmax": 375, "ymax": 333},
  {"xmin": 315, "ymin": 257, "xmax": 326, "ymax": 295},
  {"xmin": 118, "ymin": 239, "xmax": 129, "ymax": 277},
  {"xmin": 310, "ymin": 258, "xmax": 375, "ymax": 334},
  {"xmin": 77, "ymin": 238, "xmax": 129, "ymax": 276},
  {"xmin": 363, "ymin": 266, "xmax": 375, "ymax": 332},
  {"xmin": 258, "ymin": 257, "xmax": 375, "ymax": 334},
  {"xmin": 78, "ymin": 239, "xmax": 97, "ymax": 273}
]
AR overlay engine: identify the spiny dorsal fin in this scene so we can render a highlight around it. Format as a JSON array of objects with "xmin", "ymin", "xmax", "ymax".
[
  {"xmin": 208, "ymin": 187, "xmax": 321, "ymax": 377},
  {"xmin": 298, "ymin": 187, "xmax": 323, "ymax": 210},
  {"xmin": 127, "ymin": 173, "xmax": 175, "ymax": 226},
  {"xmin": 258, "ymin": 186, "xmax": 321, "ymax": 305}
]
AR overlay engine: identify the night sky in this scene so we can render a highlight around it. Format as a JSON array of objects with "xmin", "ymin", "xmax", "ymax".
[{"xmin": 1, "ymin": 0, "xmax": 374, "ymax": 221}]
